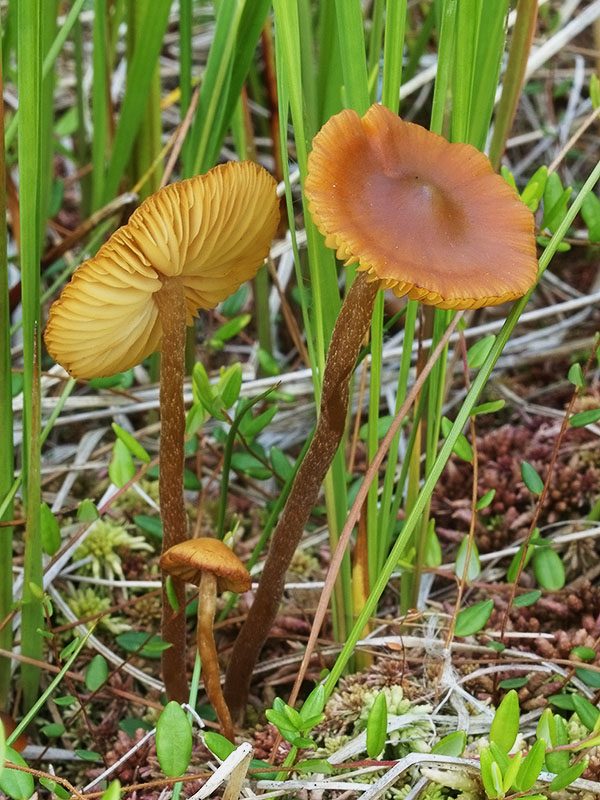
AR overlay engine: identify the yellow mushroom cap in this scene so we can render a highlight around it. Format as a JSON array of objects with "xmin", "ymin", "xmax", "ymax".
[
  {"xmin": 305, "ymin": 104, "xmax": 538, "ymax": 310},
  {"xmin": 44, "ymin": 161, "xmax": 280, "ymax": 378},
  {"xmin": 160, "ymin": 538, "xmax": 251, "ymax": 594}
]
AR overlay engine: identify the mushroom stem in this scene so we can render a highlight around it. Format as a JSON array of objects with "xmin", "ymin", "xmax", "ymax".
[
  {"xmin": 224, "ymin": 271, "xmax": 380, "ymax": 721},
  {"xmin": 155, "ymin": 278, "xmax": 189, "ymax": 702},
  {"xmin": 197, "ymin": 571, "xmax": 236, "ymax": 742}
]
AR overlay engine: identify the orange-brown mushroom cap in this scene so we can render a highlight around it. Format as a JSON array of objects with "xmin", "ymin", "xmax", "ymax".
[
  {"xmin": 159, "ymin": 538, "xmax": 251, "ymax": 594},
  {"xmin": 44, "ymin": 161, "xmax": 279, "ymax": 378},
  {"xmin": 305, "ymin": 104, "xmax": 538, "ymax": 310}
]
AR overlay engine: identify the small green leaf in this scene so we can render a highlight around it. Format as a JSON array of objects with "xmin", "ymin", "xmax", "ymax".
[
  {"xmin": 533, "ymin": 547, "xmax": 565, "ymax": 590},
  {"xmin": 515, "ymin": 738, "xmax": 546, "ymax": 792},
  {"xmin": 230, "ymin": 452, "xmax": 272, "ymax": 480},
  {"xmin": 424, "ymin": 523, "xmax": 442, "ymax": 568},
  {"xmin": 89, "ymin": 370, "xmax": 133, "ymax": 389},
  {"xmin": 520, "ymin": 165, "xmax": 548, "ymax": 212},
  {"xmin": 118, "ymin": 719, "xmax": 151, "ymax": 737},
  {"xmin": 204, "ymin": 732, "xmax": 236, "ymax": 760},
  {"xmin": 209, "ymin": 314, "xmax": 251, "ymax": 348},
  {"xmin": 366, "ymin": 692, "xmax": 388, "ymax": 758},
  {"xmin": 99, "ymin": 780, "xmax": 121, "ymax": 800},
  {"xmin": 545, "ymin": 715, "xmax": 569, "ymax": 773},
  {"xmin": 542, "ymin": 172, "xmax": 572, "ymax": 233},
  {"xmin": 115, "ymin": 632, "xmax": 171, "ymax": 659},
  {"xmin": 479, "ymin": 748, "xmax": 502, "ymax": 799},
  {"xmin": 503, "ymin": 750, "xmax": 523, "ymax": 793},
  {"xmin": 501, "ymin": 165, "xmax": 517, "ymax": 191},
  {"xmin": 221, "ymin": 283, "xmax": 248, "ymax": 317},
  {"xmin": 75, "ymin": 750, "xmax": 101, "ymax": 761},
  {"xmin": 59, "ymin": 639, "xmax": 80, "ymax": 660},
  {"xmin": 156, "ymin": 702, "xmax": 192, "ymax": 777},
  {"xmin": 454, "ymin": 599, "xmax": 494, "ymax": 637},
  {"xmin": 111, "ymin": 423, "xmax": 150, "ymax": 463},
  {"xmin": 513, "ymin": 590, "xmax": 541, "ymax": 607},
  {"xmin": 300, "ymin": 684, "xmax": 326, "ymax": 722},
  {"xmin": 40, "ymin": 503, "xmax": 61, "ymax": 556},
  {"xmin": 54, "ymin": 695, "xmax": 77, "ymax": 706},
  {"xmin": 506, "ymin": 528, "xmax": 540, "ymax": 583},
  {"xmin": 295, "ymin": 758, "xmax": 333, "ymax": 774},
  {"xmin": 109, "ymin": 438, "xmax": 135, "ymax": 487},
  {"xmin": 521, "ymin": 461, "xmax": 544, "ymax": 495},
  {"xmin": 77, "ymin": 499, "xmax": 99, "ymax": 522},
  {"xmin": 0, "ymin": 717, "xmax": 5, "ymax": 778},
  {"xmin": 0, "ymin": 748, "xmax": 35, "ymax": 800},
  {"xmin": 486, "ymin": 641, "xmax": 506, "ymax": 653},
  {"xmin": 581, "ymin": 189, "xmax": 600, "ymax": 242},
  {"xmin": 590, "ymin": 73, "xmax": 600, "ymax": 108},
  {"xmin": 536, "ymin": 707, "xmax": 556, "ymax": 747},
  {"xmin": 38, "ymin": 778, "xmax": 70, "ymax": 799},
  {"xmin": 165, "ymin": 576, "xmax": 179, "ymax": 612},
  {"xmin": 572, "ymin": 694, "xmax": 600, "ymax": 731},
  {"xmin": 477, "ymin": 489, "xmax": 496, "ymax": 510},
  {"xmin": 134, "ymin": 514, "xmax": 162, "ymax": 539},
  {"xmin": 441, "ymin": 417, "xmax": 473, "ymax": 462},
  {"xmin": 265, "ymin": 709, "xmax": 299, "ymax": 734},
  {"xmin": 549, "ymin": 694, "xmax": 575, "ymax": 711},
  {"xmin": 431, "ymin": 731, "xmax": 466, "ymax": 757},
  {"xmin": 490, "ymin": 690, "xmax": 520, "ymax": 753},
  {"xmin": 570, "ymin": 408, "xmax": 600, "ymax": 427},
  {"xmin": 575, "ymin": 666, "xmax": 600, "ymax": 688},
  {"xmin": 499, "ymin": 677, "xmax": 528, "ymax": 689},
  {"xmin": 549, "ymin": 761, "xmax": 587, "ymax": 792},
  {"xmin": 572, "ymin": 646, "xmax": 596, "ymax": 661},
  {"xmin": 85, "ymin": 654, "xmax": 108, "ymax": 691},
  {"xmin": 257, "ymin": 348, "xmax": 281, "ymax": 377},
  {"xmin": 455, "ymin": 537, "xmax": 480, "ymax": 582},
  {"xmin": 270, "ymin": 447, "xmax": 293, "ymax": 482},
  {"xmin": 219, "ymin": 363, "xmax": 243, "ymax": 408},
  {"xmin": 567, "ymin": 362, "xmax": 585, "ymax": 388},
  {"xmin": 467, "ymin": 335, "xmax": 496, "ymax": 368},
  {"xmin": 239, "ymin": 405, "xmax": 278, "ymax": 441}
]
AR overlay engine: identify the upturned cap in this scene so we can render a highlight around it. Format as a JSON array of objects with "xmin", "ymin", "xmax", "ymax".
[
  {"xmin": 44, "ymin": 161, "xmax": 279, "ymax": 378},
  {"xmin": 305, "ymin": 104, "xmax": 538, "ymax": 310},
  {"xmin": 160, "ymin": 538, "xmax": 251, "ymax": 594}
]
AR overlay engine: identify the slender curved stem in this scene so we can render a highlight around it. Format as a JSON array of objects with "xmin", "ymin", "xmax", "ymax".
[
  {"xmin": 197, "ymin": 573, "xmax": 235, "ymax": 742},
  {"xmin": 156, "ymin": 278, "xmax": 189, "ymax": 702},
  {"xmin": 224, "ymin": 271, "xmax": 379, "ymax": 721}
]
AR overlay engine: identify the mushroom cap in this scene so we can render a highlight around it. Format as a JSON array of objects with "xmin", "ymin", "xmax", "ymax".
[
  {"xmin": 0, "ymin": 711, "xmax": 27, "ymax": 753},
  {"xmin": 305, "ymin": 104, "xmax": 538, "ymax": 310},
  {"xmin": 44, "ymin": 161, "xmax": 279, "ymax": 378},
  {"xmin": 159, "ymin": 538, "xmax": 251, "ymax": 593}
]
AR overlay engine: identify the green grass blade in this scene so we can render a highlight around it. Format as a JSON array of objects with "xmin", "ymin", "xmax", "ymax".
[
  {"xmin": 103, "ymin": 0, "xmax": 172, "ymax": 202},
  {"xmin": 187, "ymin": 0, "xmax": 272, "ymax": 176},
  {"xmin": 334, "ymin": 0, "xmax": 369, "ymax": 113},
  {"xmin": 17, "ymin": 0, "xmax": 44, "ymax": 706},
  {"xmin": 91, "ymin": 0, "xmax": 109, "ymax": 210},
  {"xmin": 0, "ymin": 41, "xmax": 13, "ymax": 706}
]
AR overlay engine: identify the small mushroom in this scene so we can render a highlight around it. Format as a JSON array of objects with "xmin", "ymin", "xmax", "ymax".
[
  {"xmin": 224, "ymin": 104, "xmax": 538, "ymax": 720},
  {"xmin": 44, "ymin": 162, "xmax": 279, "ymax": 701},
  {"xmin": 160, "ymin": 538, "xmax": 251, "ymax": 742},
  {"xmin": 0, "ymin": 711, "xmax": 27, "ymax": 752}
]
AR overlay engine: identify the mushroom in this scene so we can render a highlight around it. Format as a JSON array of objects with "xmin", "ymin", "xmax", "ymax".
[
  {"xmin": 0, "ymin": 711, "xmax": 27, "ymax": 752},
  {"xmin": 160, "ymin": 538, "xmax": 251, "ymax": 742},
  {"xmin": 44, "ymin": 162, "xmax": 279, "ymax": 701},
  {"xmin": 224, "ymin": 104, "xmax": 538, "ymax": 720}
]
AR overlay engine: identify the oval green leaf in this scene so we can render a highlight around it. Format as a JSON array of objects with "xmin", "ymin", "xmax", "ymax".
[
  {"xmin": 454, "ymin": 599, "xmax": 494, "ymax": 637},
  {"xmin": 366, "ymin": 692, "xmax": 388, "ymax": 758},
  {"xmin": 0, "ymin": 749, "xmax": 34, "ymax": 800},
  {"xmin": 156, "ymin": 702, "xmax": 192, "ymax": 777},
  {"xmin": 490, "ymin": 690, "xmax": 519, "ymax": 753},
  {"xmin": 85, "ymin": 654, "xmax": 108, "ymax": 691},
  {"xmin": 533, "ymin": 547, "xmax": 565, "ymax": 591},
  {"xmin": 521, "ymin": 461, "xmax": 544, "ymax": 495},
  {"xmin": 111, "ymin": 423, "xmax": 150, "ymax": 463},
  {"xmin": 431, "ymin": 731, "xmax": 466, "ymax": 757}
]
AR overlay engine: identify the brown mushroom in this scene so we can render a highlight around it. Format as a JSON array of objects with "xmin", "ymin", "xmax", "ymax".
[
  {"xmin": 44, "ymin": 162, "xmax": 279, "ymax": 701},
  {"xmin": 0, "ymin": 711, "xmax": 27, "ymax": 753},
  {"xmin": 160, "ymin": 538, "xmax": 251, "ymax": 742},
  {"xmin": 224, "ymin": 104, "xmax": 538, "ymax": 720},
  {"xmin": 305, "ymin": 103, "xmax": 538, "ymax": 309}
]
